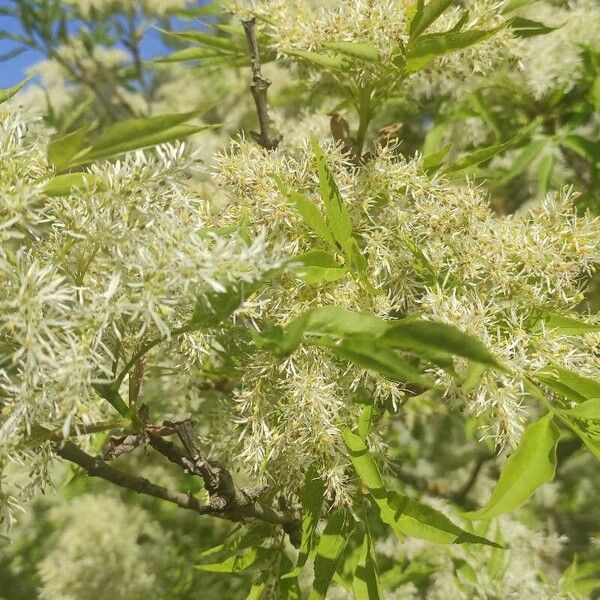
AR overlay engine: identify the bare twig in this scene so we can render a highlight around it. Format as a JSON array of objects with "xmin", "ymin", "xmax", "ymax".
[
  {"xmin": 55, "ymin": 440, "xmax": 212, "ymax": 515},
  {"xmin": 241, "ymin": 17, "xmax": 281, "ymax": 150},
  {"xmin": 149, "ymin": 417, "xmax": 300, "ymax": 542}
]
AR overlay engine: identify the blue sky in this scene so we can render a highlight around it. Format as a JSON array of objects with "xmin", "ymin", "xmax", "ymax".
[{"xmin": 0, "ymin": 7, "xmax": 203, "ymax": 88}]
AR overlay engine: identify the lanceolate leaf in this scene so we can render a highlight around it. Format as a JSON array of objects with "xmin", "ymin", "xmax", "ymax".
[
  {"xmin": 308, "ymin": 510, "xmax": 353, "ymax": 600},
  {"xmin": 41, "ymin": 173, "xmax": 104, "ymax": 196},
  {"xmin": 311, "ymin": 136, "xmax": 356, "ymax": 262},
  {"xmin": 405, "ymin": 24, "xmax": 507, "ymax": 71},
  {"xmin": 379, "ymin": 319, "xmax": 503, "ymax": 369},
  {"xmin": 510, "ymin": 16, "xmax": 558, "ymax": 37},
  {"xmin": 285, "ymin": 49, "xmax": 345, "ymax": 70},
  {"xmin": 410, "ymin": 0, "xmax": 454, "ymax": 39},
  {"xmin": 443, "ymin": 138, "xmax": 516, "ymax": 173},
  {"xmin": 279, "ymin": 553, "xmax": 302, "ymax": 599},
  {"xmin": 493, "ymin": 139, "xmax": 546, "ymax": 187},
  {"xmin": 352, "ymin": 524, "xmax": 382, "ymax": 600},
  {"xmin": 536, "ymin": 312, "xmax": 600, "ymax": 335},
  {"xmin": 47, "ymin": 126, "xmax": 90, "ymax": 171},
  {"xmin": 534, "ymin": 366, "xmax": 600, "ymax": 404},
  {"xmin": 317, "ymin": 336, "xmax": 436, "ymax": 389},
  {"xmin": 256, "ymin": 307, "xmax": 389, "ymax": 354},
  {"xmin": 323, "ymin": 41, "xmax": 380, "ymax": 62},
  {"xmin": 271, "ymin": 174, "xmax": 337, "ymax": 250},
  {"xmin": 195, "ymin": 547, "xmax": 270, "ymax": 572},
  {"xmin": 563, "ymin": 399, "xmax": 600, "ymax": 420},
  {"xmin": 292, "ymin": 250, "xmax": 346, "ymax": 283},
  {"xmin": 49, "ymin": 110, "xmax": 213, "ymax": 170},
  {"xmin": 288, "ymin": 192, "xmax": 337, "ymax": 250},
  {"xmin": 0, "ymin": 77, "xmax": 28, "ymax": 104},
  {"xmin": 464, "ymin": 413, "xmax": 560, "ymax": 520},
  {"xmin": 342, "ymin": 429, "xmax": 500, "ymax": 546},
  {"xmin": 286, "ymin": 467, "xmax": 326, "ymax": 576}
]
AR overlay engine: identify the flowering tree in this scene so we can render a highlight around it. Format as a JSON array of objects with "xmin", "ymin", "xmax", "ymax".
[{"xmin": 1, "ymin": 1, "xmax": 599, "ymax": 598}]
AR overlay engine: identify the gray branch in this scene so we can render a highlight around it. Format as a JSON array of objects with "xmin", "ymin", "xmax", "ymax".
[{"xmin": 241, "ymin": 17, "xmax": 281, "ymax": 150}]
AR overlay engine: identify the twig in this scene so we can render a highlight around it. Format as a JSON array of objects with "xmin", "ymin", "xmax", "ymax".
[
  {"xmin": 55, "ymin": 440, "xmax": 212, "ymax": 515},
  {"xmin": 241, "ymin": 17, "xmax": 280, "ymax": 150},
  {"xmin": 149, "ymin": 418, "xmax": 300, "ymax": 542}
]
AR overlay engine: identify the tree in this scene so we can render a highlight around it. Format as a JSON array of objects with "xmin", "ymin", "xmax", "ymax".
[{"xmin": 1, "ymin": 1, "xmax": 599, "ymax": 598}]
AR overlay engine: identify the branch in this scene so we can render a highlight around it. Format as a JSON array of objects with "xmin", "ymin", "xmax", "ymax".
[
  {"xmin": 149, "ymin": 418, "xmax": 300, "ymax": 542},
  {"xmin": 55, "ymin": 440, "xmax": 212, "ymax": 515},
  {"xmin": 241, "ymin": 17, "xmax": 281, "ymax": 150}
]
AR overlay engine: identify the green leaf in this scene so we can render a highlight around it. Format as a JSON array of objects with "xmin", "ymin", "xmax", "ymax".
[
  {"xmin": 398, "ymin": 234, "xmax": 438, "ymax": 285},
  {"xmin": 83, "ymin": 111, "xmax": 211, "ymax": 164},
  {"xmin": 464, "ymin": 413, "xmax": 560, "ymax": 520},
  {"xmin": 534, "ymin": 366, "xmax": 600, "ymax": 404},
  {"xmin": 563, "ymin": 399, "xmax": 600, "ymax": 420},
  {"xmin": 291, "ymin": 192, "xmax": 338, "ymax": 249},
  {"xmin": 160, "ymin": 29, "xmax": 239, "ymax": 52},
  {"xmin": 561, "ymin": 556, "xmax": 600, "ymax": 597},
  {"xmin": 308, "ymin": 510, "xmax": 353, "ymax": 600},
  {"xmin": 536, "ymin": 312, "xmax": 600, "ymax": 335},
  {"xmin": 562, "ymin": 135, "xmax": 600, "ymax": 167},
  {"xmin": 196, "ymin": 547, "xmax": 268, "ymax": 572},
  {"xmin": 189, "ymin": 266, "xmax": 285, "ymax": 329},
  {"xmin": 47, "ymin": 126, "xmax": 90, "ymax": 171},
  {"xmin": 558, "ymin": 414, "xmax": 600, "ymax": 461},
  {"xmin": 405, "ymin": 24, "xmax": 507, "ymax": 71},
  {"xmin": 343, "ymin": 429, "xmax": 500, "ymax": 546},
  {"xmin": 493, "ymin": 139, "xmax": 546, "ymax": 187},
  {"xmin": 284, "ymin": 467, "xmax": 326, "ymax": 577},
  {"xmin": 256, "ymin": 307, "xmax": 388, "ymax": 354},
  {"xmin": 379, "ymin": 319, "xmax": 504, "ymax": 369},
  {"xmin": 443, "ymin": 138, "xmax": 516, "ymax": 173},
  {"xmin": 41, "ymin": 173, "xmax": 104, "ymax": 196},
  {"xmin": 537, "ymin": 153, "xmax": 555, "ymax": 196},
  {"xmin": 311, "ymin": 136, "xmax": 355, "ymax": 261},
  {"xmin": 246, "ymin": 579, "xmax": 267, "ymax": 600},
  {"xmin": 323, "ymin": 41, "xmax": 379, "ymax": 62},
  {"xmin": 272, "ymin": 175, "xmax": 337, "ymax": 250},
  {"xmin": 410, "ymin": 0, "xmax": 454, "ymax": 39},
  {"xmin": 279, "ymin": 554, "xmax": 302, "ymax": 599},
  {"xmin": 155, "ymin": 47, "xmax": 226, "ymax": 63},
  {"xmin": 0, "ymin": 77, "xmax": 29, "ymax": 103},
  {"xmin": 352, "ymin": 525, "xmax": 382, "ymax": 600},
  {"xmin": 422, "ymin": 144, "xmax": 451, "ymax": 172},
  {"xmin": 292, "ymin": 250, "xmax": 346, "ymax": 283},
  {"xmin": 317, "ymin": 336, "xmax": 436, "ymax": 389},
  {"xmin": 510, "ymin": 17, "xmax": 558, "ymax": 38},
  {"xmin": 50, "ymin": 111, "xmax": 213, "ymax": 170},
  {"xmin": 358, "ymin": 404, "xmax": 374, "ymax": 441},
  {"xmin": 285, "ymin": 49, "xmax": 345, "ymax": 70}
]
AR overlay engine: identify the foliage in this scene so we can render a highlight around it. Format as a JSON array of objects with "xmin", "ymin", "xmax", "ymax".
[{"xmin": 1, "ymin": 1, "xmax": 600, "ymax": 599}]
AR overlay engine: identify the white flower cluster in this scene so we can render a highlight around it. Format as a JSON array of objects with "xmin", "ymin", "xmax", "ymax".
[
  {"xmin": 519, "ymin": 0, "xmax": 600, "ymax": 99},
  {"xmin": 37, "ymin": 495, "xmax": 169, "ymax": 600},
  {"xmin": 231, "ymin": 0, "xmax": 522, "ymax": 100},
  {"xmin": 376, "ymin": 513, "xmax": 568, "ymax": 599},
  {"xmin": 0, "ymin": 105, "xmax": 273, "ymax": 523},
  {"xmin": 212, "ymin": 136, "xmax": 600, "ymax": 500}
]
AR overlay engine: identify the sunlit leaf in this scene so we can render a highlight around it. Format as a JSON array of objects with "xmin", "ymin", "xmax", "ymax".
[
  {"xmin": 410, "ymin": 0, "xmax": 454, "ymax": 39},
  {"xmin": 352, "ymin": 524, "xmax": 382, "ymax": 600},
  {"xmin": 464, "ymin": 413, "xmax": 560, "ymax": 520},
  {"xmin": 308, "ymin": 510, "xmax": 353, "ymax": 600},
  {"xmin": 343, "ymin": 429, "xmax": 500, "ymax": 546},
  {"xmin": 323, "ymin": 41, "xmax": 380, "ymax": 62},
  {"xmin": 41, "ymin": 172, "xmax": 104, "ymax": 196},
  {"xmin": 379, "ymin": 319, "xmax": 504, "ymax": 369}
]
